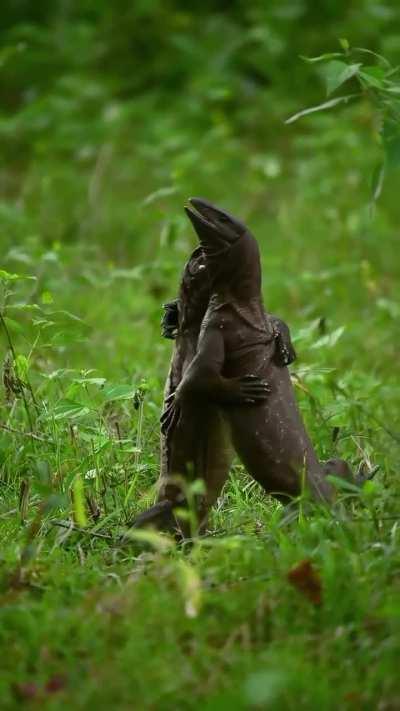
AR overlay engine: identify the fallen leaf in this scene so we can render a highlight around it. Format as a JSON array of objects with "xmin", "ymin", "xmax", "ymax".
[
  {"xmin": 287, "ymin": 559, "xmax": 322, "ymax": 605},
  {"xmin": 45, "ymin": 674, "xmax": 67, "ymax": 694}
]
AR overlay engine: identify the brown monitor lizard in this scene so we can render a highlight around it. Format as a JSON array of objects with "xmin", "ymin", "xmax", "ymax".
[
  {"xmin": 131, "ymin": 247, "xmax": 297, "ymax": 536},
  {"xmin": 166, "ymin": 197, "xmax": 353, "ymax": 504}
]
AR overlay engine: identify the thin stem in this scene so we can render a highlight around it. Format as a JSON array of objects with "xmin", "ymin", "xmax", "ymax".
[
  {"xmin": 0, "ymin": 424, "xmax": 53, "ymax": 443},
  {"xmin": 0, "ymin": 311, "xmax": 35, "ymax": 433}
]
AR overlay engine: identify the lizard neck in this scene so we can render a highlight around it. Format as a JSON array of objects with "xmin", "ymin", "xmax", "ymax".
[
  {"xmin": 210, "ymin": 290, "xmax": 264, "ymax": 312},
  {"xmin": 208, "ymin": 293, "xmax": 269, "ymax": 336}
]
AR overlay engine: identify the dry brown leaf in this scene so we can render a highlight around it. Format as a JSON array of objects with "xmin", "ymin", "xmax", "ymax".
[{"xmin": 287, "ymin": 559, "xmax": 322, "ymax": 605}]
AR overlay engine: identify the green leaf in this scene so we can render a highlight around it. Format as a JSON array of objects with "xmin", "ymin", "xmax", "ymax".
[
  {"xmin": 359, "ymin": 66, "xmax": 387, "ymax": 89},
  {"xmin": 73, "ymin": 377, "xmax": 106, "ymax": 386},
  {"xmin": 285, "ymin": 94, "xmax": 359, "ymax": 124},
  {"xmin": 142, "ymin": 186, "xmax": 177, "ymax": 206},
  {"xmin": 0, "ymin": 269, "xmax": 22, "ymax": 281},
  {"xmin": 310, "ymin": 326, "xmax": 346, "ymax": 350},
  {"xmin": 2, "ymin": 316, "xmax": 23, "ymax": 333},
  {"xmin": 352, "ymin": 47, "xmax": 392, "ymax": 68},
  {"xmin": 50, "ymin": 309, "xmax": 87, "ymax": 325},
  {"xmin": 32, "ymin": 318, "xmax": 56, "ymax": 329},
  {"xmin": 339, "ymin": 38, "xmax": 349, "ymax": 52},
  {"xmin": 0, "ymin": 270, "xmax": 36, "ymax": 282},
  {"xmin": 41, "ymin": 290, "xmax": 54, "ymax": 304},
  {"xmin": 72, "ymin": 474, "xmax": 87, "ymax": 527},
  {"xmin": 326, "ymin": 475, "xmax": 360, "ymax": 494},
  {"xmin": 321, "ymin": 61, "xmax": 362, "ymax": 96},
  {"xmin": 7, "ymin": 303, "xmax": 41, "ymax": 311},
  {"xmin": 370, "ymin": 163, "xmax": 385, "ymax": 202},
  {"xmin": 361, "ymin": 479, "xmax": 379, "ymax": 498},
  {"xmin": 14, "ymin": 354, "xmax": 29, "ymax": 381},
  {"xmin": 53, "ymin": 399, "xmax": 91, "ymax": 420},
  {"xmin": 103, "ymin": 384, "xmax": 137, "ymax": 401},
  {"xmin": 300, "ymin": 52, "xmax": 343, "ymax": 64}
]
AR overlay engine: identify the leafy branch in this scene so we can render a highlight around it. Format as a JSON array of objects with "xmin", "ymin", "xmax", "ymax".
[{"xmin": 286, "ymin": 41, "xmax": 400, "ymax": 198}]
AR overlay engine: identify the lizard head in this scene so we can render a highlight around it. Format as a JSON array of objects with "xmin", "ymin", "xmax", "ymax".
[
  {"xmin": 185, "ymin": 198, "xmax": 245, "ymax": 253},
  {"xmin": 184, "ymin": 197, "xmax": 262, "ymax": 301}
]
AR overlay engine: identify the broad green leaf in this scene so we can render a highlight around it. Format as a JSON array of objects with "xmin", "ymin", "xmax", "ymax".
[
  {"xmin": 285, "ymin": 94, "xmax": 359, "ymax": 124},
  {"xmin": 73, "ymin": 377, "xmax": 106, "ymax": 386},
  {"xmin": 321, "ymin": 61, "xmax": 362, "ymax": 95},
  {"xmin": 384, "ymin": 86, "xmax": 400, "ymax": 95},
  {"xmin": 2, "ymin": 316, "xmax": 23, "ymax": 333},
  {"xmin": 310, "ymin": 326, "xmax": 345, "ymax": 350},
  {"xmin": 359, "ymin": 66, "xmax": 387, "ymax": 89},
  {"xmin": 103, "ymin": 384, "xmax": 136, "ymax": 401},
  {"xmin": 352, "ymin": 47, "xmax": 392, "ymax": 68},
  {"xmin": 53, "ymin": 399, "xmax": 91, "ymax": 420}
]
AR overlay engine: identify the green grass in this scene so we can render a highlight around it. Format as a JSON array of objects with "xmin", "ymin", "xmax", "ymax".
[{"xmin": 1, "ymin": 38, "xmax": 400, "ymax": 710}]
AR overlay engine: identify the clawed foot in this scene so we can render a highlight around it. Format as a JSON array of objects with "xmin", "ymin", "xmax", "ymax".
[
  {"xmin": 235, "ymin": 374, "xmax": 271, "ymax": 404},
  {"xmin": 355, "ymin": 464, "xmax": 380, "ymax": 486},
  {"xmin": 161, "ymin": 300, "xmax": 179, "ymax": 340},
  {"xmin": 160, "ymin": 392, "xmax": 180, "ymax": 436},
  {"xmin": 271, "ymin": 317, "xmax": 297, "ymax": 367}
]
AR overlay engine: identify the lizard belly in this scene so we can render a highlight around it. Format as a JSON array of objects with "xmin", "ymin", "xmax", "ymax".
[{"xmin": 224, "ymin": 350, "xmax": 332, "ymax": 501}]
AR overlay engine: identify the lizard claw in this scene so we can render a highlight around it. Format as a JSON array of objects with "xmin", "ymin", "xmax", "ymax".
[
  {"xmin": 160, "ymin": 400, "xmax": 180, "ymax": 437},
  {"xmin": 161, "ymin": 300, "xmax": 179, "ymax": 340},
  {"xmin": 355, "ymin": 464, "xmax": 380, "ymax": 486},
  {"xmin": 236, "ymin": 375, "xmax": 271, "ymax": 403}
]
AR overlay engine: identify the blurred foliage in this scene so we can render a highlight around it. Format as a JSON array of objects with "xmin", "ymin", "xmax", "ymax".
[
  {"xmin": 1, "ymin": 3, "xmax": 400, "ymax": 709},
  {"xmin": 1, "ymin": 0, "xmax": 400, "ymax": 254}
]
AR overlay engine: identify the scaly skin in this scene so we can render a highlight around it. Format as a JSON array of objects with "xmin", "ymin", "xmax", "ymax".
[
  {"xmin": 175, "ymin": 198, "xmax": 353, "ymax": 503},
  {"xmin": 132, "ymin": 247, "xmax": 297, "ymax": 536},
  {"xmin": 157, "ymin": 249, "xmax": 235, "ymax": 534}
]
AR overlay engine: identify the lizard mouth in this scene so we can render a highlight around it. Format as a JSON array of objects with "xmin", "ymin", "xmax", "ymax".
[
  {"xmin": 184, "ymin": 197, "xmax": 244, "ymax": 248},
  {"xmin": 184, "ymin": 199, "xmax": 215, "ymax": 232}
]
